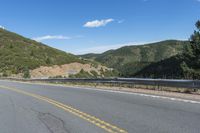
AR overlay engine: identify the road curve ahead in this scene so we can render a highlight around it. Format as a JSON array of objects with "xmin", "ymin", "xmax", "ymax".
[{"xmin": 0, "ymin": 80, "xmax": 200, "ymax": 133}]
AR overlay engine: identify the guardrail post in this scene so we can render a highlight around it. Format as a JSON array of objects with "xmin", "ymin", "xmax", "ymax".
[{"xmin": 193, "ymin": 81, "xmax": 198, "ymax": 92}]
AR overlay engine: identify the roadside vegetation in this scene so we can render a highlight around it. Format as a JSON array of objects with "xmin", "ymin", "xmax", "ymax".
[
  {"xmin": 67, "ymin": 69, "xmax": 118, "ymax": 78},
  {"xmin": 35, "ymin": 80, "xmax": 199, "ymax": 95}
]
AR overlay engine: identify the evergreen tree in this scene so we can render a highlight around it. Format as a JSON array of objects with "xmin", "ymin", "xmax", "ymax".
[
  {"xmin": 23, "ymin": 66, "xmax": 30, "ymax": 78},
  {"xmin": 183, "ymin": 20, "xmax": 200, "ymax": 79},
  {"xmin": 46, "ymin": 57, "xmax": 51, "ymax": 64}
]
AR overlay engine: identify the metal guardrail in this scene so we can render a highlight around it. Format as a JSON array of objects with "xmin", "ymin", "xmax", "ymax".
[{"xmin": 1, "ymin": 77, "xmax": 199, "ymax": 89}]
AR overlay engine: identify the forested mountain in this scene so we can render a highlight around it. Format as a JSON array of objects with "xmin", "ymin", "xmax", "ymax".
[
  {"xmin": 2, "ymin": 20, "xmax": 199, "ymax": 79},
  {"xmin": 135, "ymin": 20, "xmax": 200, "ymax": 79},
  {"xmin": 81, "ymin": 40, "xmax": 188, "ymax": 77}
]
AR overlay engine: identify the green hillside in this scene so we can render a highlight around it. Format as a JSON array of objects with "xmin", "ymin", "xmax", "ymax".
[
  {"xmin": 134, "ymin": 55, "xmax": 184, "ymax": 79},
  {"xmin": 81, "ymin": 40, "xmax": 188, "ymax": 77},
  {"xmin": 134, "ymin": 47, "xmax": 200, "ymax": 79},
  {"xmin": 135, "ymin": 21, "xmax": 200, "ymax": 79},
  {"xmin": 0, "ymin": 28, "xmax": 85, "ymax": 76}
]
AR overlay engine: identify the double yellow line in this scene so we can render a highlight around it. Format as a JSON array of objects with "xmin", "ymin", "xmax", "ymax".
[{"xmin": 0, "ymin": 85, "xmax": 127, "ymax": 133}]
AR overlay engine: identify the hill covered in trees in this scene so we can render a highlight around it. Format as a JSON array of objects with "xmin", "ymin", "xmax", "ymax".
[
  {"xmin": 2, "ymin": 20, "xmax": 199, "ymax": 79},
  {"xmin": 81, "ymin": 40, "xmax": 188, "ymax": 77},
  {"xmin": 135, "ymin": 20, "xmax": 200, "ymax": 79},
  {"xmin": 0, "ymin": 28, "xmax": 86, "ymax": 76}
]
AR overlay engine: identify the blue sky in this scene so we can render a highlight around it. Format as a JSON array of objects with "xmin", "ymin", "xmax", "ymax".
[{"xmin": 0, "ymin": 0, "xmax": 200, "ymax": 54}]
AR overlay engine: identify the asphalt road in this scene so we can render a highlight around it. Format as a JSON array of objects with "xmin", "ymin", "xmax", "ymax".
[{"xmin": 0, "ymin": 80, "xmax": 200, "ymax": 133}]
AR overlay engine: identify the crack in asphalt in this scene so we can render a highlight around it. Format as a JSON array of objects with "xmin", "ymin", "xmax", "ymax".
[{"xmin": 38, "ymin": 112, "xmax": 70, "ymax": 133}]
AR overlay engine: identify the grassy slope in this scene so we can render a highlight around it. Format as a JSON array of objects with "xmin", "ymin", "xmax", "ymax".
[
  {"xmin": 0, "ymin": 29, "xmax": 85, "ymax": 74},
  {"xmin": 81, "ymin": 40, "xmax": 189, "ymax": 77}
]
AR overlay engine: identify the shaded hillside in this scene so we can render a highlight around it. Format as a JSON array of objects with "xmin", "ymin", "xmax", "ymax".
[
  {"xmin": 135, "ymin": 20, "xmax": 200, "ymax": 79},
  {"xmin": 134, "ymin": 55, "xmax": 184, "ymax": 79},
  {"xmin": 0, "ymin": 28, "xmax": 85, "ymax": 75},
  {"xmin": 134, "ymin": 50, "xmax": 200, "ymax": 79},
  {"xmin": 81, "ymin": 40, "xmax": 188, "ymax": 77}
]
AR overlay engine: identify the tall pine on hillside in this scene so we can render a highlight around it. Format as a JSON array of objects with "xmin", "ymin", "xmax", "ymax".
[{"xmin": 182, "ymin": 20, "xmax": 200, "ymax": 79}]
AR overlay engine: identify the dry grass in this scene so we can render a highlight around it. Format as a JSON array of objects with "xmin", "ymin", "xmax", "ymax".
[{"xmin": 45, "ymin": 81, "xmax": 200, "ymax": 95}]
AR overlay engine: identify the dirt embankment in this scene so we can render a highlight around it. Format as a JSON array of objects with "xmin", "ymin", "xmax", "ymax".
[{"xmin": 30, "ymin": 62, "xmax": 110, "ymax": 78}]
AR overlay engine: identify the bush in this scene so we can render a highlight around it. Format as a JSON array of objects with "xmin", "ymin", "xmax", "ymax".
[
  {"xmin": 23, "ymin": 67, "xmax": 30, "ymax": 78},
  {"xmin": 90, "ymin": 70, "xmax": 99, "ymax": 78},
  {"xmin": 3, "ymin": 72, "xmax": 8, "ymax": 77}
]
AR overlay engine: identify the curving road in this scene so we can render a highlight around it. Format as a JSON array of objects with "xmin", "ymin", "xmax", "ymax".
[{"xmin": 0, "ymin": 80, "xmax": 200, "ymax": 133}]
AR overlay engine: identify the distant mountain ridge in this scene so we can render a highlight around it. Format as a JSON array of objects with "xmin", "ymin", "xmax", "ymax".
[{"xmin": 81, "ymin": 40, "xmax": 189, "ymax": 77}]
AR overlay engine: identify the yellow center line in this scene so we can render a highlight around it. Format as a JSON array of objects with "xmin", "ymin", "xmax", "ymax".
[{"xmin": 0, "ymin": 85, "xmax": 128, "ymax": 133}]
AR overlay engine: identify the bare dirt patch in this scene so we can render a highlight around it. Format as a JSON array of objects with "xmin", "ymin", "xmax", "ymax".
[{"xmin": 30, "ymin": 62, "xmax": 109, "ymax": 78}]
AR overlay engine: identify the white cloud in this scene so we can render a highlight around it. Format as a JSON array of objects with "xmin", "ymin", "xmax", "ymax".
[
  {"xmin": 83, "ymin": 19, "xmax": 114, "ymax": 28},
  {"xmin": 33, "ymin": 35, "xmax": 71, "ymax": 42},
  {"xmin": 0, "ymin": 25, "xmax": 5, "ymax": 29},
  {"xmin": 76, "ymin": 41, "xmax": 158, "ymax": 54}
]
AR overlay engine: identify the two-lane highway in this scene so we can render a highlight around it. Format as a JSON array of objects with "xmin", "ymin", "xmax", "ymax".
[{"xmin": 0, "ymin": 80, "xmax": 200, "ymax": 133}]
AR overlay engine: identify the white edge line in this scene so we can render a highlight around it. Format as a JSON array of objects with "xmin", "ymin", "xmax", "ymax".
[
  {"xmin": 71, "ymin": 87, "xmax": 200, "ymax": 104},
  {"xmin": 1, "ymin": 80, "xmax": 200, "ymax": 104}
]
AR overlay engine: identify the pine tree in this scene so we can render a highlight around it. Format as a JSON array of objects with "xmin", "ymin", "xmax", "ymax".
[
  {"xmin": 183, "ymin": 20, "xmax": 200, "ymax": 79},
  {"xmin": 23, "ymin": 66, "xmax": 30, "ymax": 78}
]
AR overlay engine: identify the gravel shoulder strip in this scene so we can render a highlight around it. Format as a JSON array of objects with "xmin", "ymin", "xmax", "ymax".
[
  {"xmin": 65, "ymin": 85, "xmax": 200, "ymax": 102},
  {"xmin": 1, "ymin": 79, "xmax": 200, "ymax": 102},
  {"xmin": 19, "ymin": 81, "xmax": 200, "ymax": 102}
]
